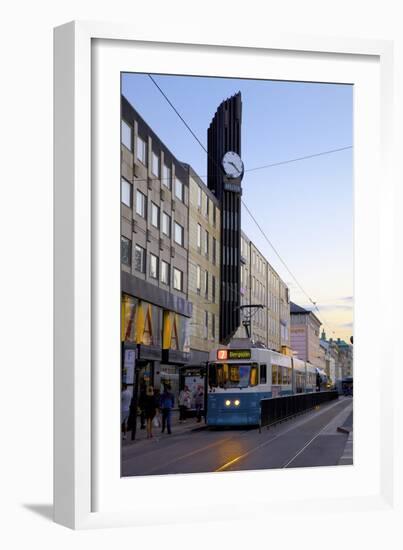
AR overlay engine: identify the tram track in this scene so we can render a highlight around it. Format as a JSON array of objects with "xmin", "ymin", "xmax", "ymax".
[
  {"xmin": 214, "ymin": 397, "xmax": 351, "ymax": 473},
  {"xmin": 121, "ymin": 397, "xmax": 352, "ymax": 477}
]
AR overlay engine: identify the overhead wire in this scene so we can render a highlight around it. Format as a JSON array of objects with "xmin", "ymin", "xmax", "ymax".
[{"xmin": 146, "ymin": 73, "xmax": 346, "ymax": 336}]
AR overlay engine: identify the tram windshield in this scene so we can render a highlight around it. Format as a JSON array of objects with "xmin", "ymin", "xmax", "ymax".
[{"xmin": 208, "ymin": 363, "xmax": 258, "ymax": 389}]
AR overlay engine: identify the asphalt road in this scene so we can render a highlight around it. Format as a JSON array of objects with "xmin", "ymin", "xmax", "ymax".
[{"xmin": 121, "ymin": 396, "xmax": 353, "ymax": 477}]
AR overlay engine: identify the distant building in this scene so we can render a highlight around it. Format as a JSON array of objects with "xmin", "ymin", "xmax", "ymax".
[
  {"xmin": 334, "ymin": 337, "xmax": 353, "ymax": 379},
  {"xmin": 320, "ymin": 331, "xmax": 342, "ymax": 386},
  {"xmin": 290, "ymin": 302, "xmax": 321, "ymax": 363}
]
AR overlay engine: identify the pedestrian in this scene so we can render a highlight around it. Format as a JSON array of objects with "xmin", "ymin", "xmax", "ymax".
[
  {"xmin": 138, "ymin": 382, "xmax": 147, "ymax": 430},
  {"xmin": 194, "ymin": 385, "xmax": 204, "ymax": 423},
  {"xmin": 121, "ymin": 383, "xmax": 132, "ymax": 440},
  {"xmin": 143, "ymin": 385, "xmax": 159, "ymax": 439},
  {"xmin": 178, "ymin": 385, "xmax": 191, "ymax": 423},
  {"xmin": 159, "ymin": 383, "xmax": 175, "ymax": 434}
]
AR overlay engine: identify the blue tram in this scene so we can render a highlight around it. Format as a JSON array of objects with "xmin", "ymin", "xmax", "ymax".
[{"xmin": 207, "ymin": 345, "xmax": 325, "ymax": 427}]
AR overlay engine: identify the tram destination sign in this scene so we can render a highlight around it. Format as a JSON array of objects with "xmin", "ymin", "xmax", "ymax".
[{"xmin": 217, "ymin": 349, "xmax": 251, "ymax": 360}]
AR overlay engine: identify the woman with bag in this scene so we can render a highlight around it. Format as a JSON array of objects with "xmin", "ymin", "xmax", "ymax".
[{"xmin": 143, "ymin": 385, "xmax": 159, "ymax": 439}]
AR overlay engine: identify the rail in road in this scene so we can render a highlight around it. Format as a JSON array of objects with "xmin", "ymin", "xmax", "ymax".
[{"xmin": 121, "ymin": 397, "xmax": 353, "ymax": 477}]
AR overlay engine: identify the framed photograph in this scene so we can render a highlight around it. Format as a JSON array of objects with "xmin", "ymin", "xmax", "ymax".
[{"xmin": 54, "ymin": 21, "xmax": 397, "ymax": 530}]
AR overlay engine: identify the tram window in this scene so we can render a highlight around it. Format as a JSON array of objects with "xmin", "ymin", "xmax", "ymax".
[
  {"xmin": 208, "ymin": 363, "xmax": 217, "ymax": 387},
  {"xmin": 260, "ymin": 364, "xmax": 267, "ymax": 384},
  {"xmin": 250, "ymin": 365, "xmax": 258, "ymax": 386},
  {"xmin": 282, "ymin": 368, "xmax": 288, "ymax": 384},
  {"xmin": 272, "ymin": 365, "xmax": 277, "ymax": 384},
  {"xmin": 277, "ymin": 366, "xmax": 283, "ymax": 385}
]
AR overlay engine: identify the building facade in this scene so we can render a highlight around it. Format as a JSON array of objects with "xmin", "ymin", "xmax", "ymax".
[
  {"xmin": 235, "ymin": 231, "xmax": 291, "ymax": 352},
  {"xmin": 121, "ymin": 96, "xmax": 192, "ymax": 401},
  {"xmin": 187, "ymin": 167, "xmax": 221, "ymax": 363},
  {"xmin": 290, "ymin": 302, "xmax": 321, "ymax": 364},
  {"xmin": 334, "ymin": 338, "xmax": 354, "ymax": 379}
]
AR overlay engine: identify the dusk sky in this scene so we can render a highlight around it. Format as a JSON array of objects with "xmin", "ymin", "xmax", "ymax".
[{"xmin": 122, "ymin": 73, "xmax": 353, "ymax": 342}]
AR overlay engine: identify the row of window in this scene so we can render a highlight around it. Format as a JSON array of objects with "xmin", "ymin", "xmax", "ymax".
[
  {"xmin": 121, "ymin": 237, "xmax": 184, "ymax": 291},
  {"xmin": 195, "ymin": 266, "xmax": 217, "ymax": 303},
  {"xmin": 196, "ymin": 224, "xmax": 217, "ymax": 263},
  {"xmin": 122, "ymin": 179, "xmax": 185, "ymax": 246},
  {"xmin": 197, "ymin": 185, "xmax": 216, "ymax": 224},
  {"xmin": 122, "ymin": 121, "xmax": 185, "ymax": 201},
  {"xmin": 271, "ymin": 365, "xmax": 292, "ymax": 385},
  {"xmin": 252, "ymin": 250, "xmax": 266, "ymax": 275},
  {"xmin": 252, "ymin": 276, "xmax": 266, "ymax": 304},
  {"xmin": 202, "ymin": 310, "xmax": 216, "ymax": 340}
]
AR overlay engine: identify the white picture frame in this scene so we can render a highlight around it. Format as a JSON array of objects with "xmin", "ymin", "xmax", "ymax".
[{"xmin": 54, "ymin": 21, "xmax": 398, "ymax": 530}]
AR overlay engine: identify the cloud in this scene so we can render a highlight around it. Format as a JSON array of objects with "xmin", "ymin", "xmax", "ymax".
[
  {"xmin": 317, "ymin": 304, "xmax": 353, "ymax": 311},
  {"xmin": 339, "ymin": 296, "xmax": 353, "ymax": 302},
  {"xmin": 339, "ymin": 322, "xmax": 353, "ymax": 328}
]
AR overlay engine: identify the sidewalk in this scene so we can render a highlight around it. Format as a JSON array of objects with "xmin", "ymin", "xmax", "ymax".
[
  {"xmin": 338, "ymin": 401, "xmax": 353, "ymax": 465},
  {"xmin": 122, "ymin": 410, "xmax": 206, "ymax": 446}
]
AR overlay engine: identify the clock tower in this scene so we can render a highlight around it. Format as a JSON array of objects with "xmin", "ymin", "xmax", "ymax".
[{"xmin": 207, "ymin": 92, "xmax": 243, "ymax": 344}]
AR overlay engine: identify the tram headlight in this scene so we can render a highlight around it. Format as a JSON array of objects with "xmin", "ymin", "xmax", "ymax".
[
  {"xmin": 225, "ymin": 400, "xmax": 231, "ymax": 407},
  {"xmin": 234, "ymin": 399, "xmax": 240, "ymax": 407}
]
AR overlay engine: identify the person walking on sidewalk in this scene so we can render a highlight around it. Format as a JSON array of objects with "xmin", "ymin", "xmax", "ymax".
[
  {"xmin": 121, "ymin": 383, "xmax": 132, "ymax": 440},
  {"xmin": 194, "ymin": 385, "xmax": 204, "ymax": 423},
  {"xmin": 159, "ymin": 383, "xmax": 174, "ymax": 434},
  {"xmin": 143, "ymin": 385, "xmax": 159, "ymax": 439},
  {"xmin": 138, "ymin": 382, "xmax": 147, "ymax": 430},
  {"xmin": 178, "ymin": 385, "xmax": 191, "ymax": 423}
]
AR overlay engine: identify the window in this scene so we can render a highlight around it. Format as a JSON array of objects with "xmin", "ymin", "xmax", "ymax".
[
  {"xmin": 162, "ymin": 164, "xmax": 171, "ymax": 189},
  {"xmin": 196, "ymin": 265, "xmax": 201, "ymax": 292},
  {"xmin": 204, "ymin": 270, "xmax": 209, "ymax": 298},
  {"xmin": 152, "ymin": 151, "xmax": 160, "ymax": 177},
  {"xmin": 210, "ymin": 363, "xmax": 258, "ymax": 389},
  {"xmin": 173, "ymin": 267, "xmax": 183, "ymax": 291},
  {"xmin": 204, "ymin": 311, "xmax": 208, "ymax": 339},
  {"xmin": 151, "ymin": 202, "xmax": 160, "ymax": 228},
  {"xmin": 205, "ymin": 230, "xmax": 209, "ymax": 257},
  {"xmin": 121, "ymin": 236, "xmax": 131, "ymax": 266},
  {"xmin": 212, "ymin": 237, "xmax": 216, "ymax": 264},
  {"xmin": 121, "ymin": 120, "xmax": 132, "ymax": 150},
  {"xmin": 205, "ymin": 196, "xmax": 210, "ymax": 218},
  {"xmin": 136, "ymin": 190, "xmax": 146, "ymax": 218},
  {"xmin": 213, "ymin": 205, "xmax": 216, "ymax": 226},
  {"xmin": 161, "ymin": 260, "xmax": 170, "ymax": 284},
  {"xmin": 174, "ymin": 222, "xmax": 184, "ymax": 246},
  {"xmin": 121, "ymin": 178, "xmax": 131, "ymax": 207},
  {"xmin": 134, "ymin": 245, "xmax": 146, "ymax": 273},
  {"xmin": 212, "ymin": 275, "xmax": 216, "ymax": 302},
  {"xmin": 272, "ymin": 365, "xmax": 278, "ymax": 385},
  {"xmin": 162, "ymin": 212, "xmax": 171, "ymax": 237},
  {"xmin": 175, "ymin": 177, "xmax": 184, "ymax": 201},
  {"xmin": 211, "ymin": 313, "xmax": 215, "ymax": 339},
  {"xmin": 149, "ymin": 254, "xmax": 159, "ymax": 279},
  {"xmin": 197, "ymin": 187, "xmax": 202, "ymax": 210},
  {"xmin": 260, "ymin": 364, "xmax": 267, "ymax": 384},
  {"xmin": 136, "ymin": 135, "xmax": 147, "ymax": 164},
  {"xmin": 197, "ymin": 224, "xmax": 202, "ymax": 249}
]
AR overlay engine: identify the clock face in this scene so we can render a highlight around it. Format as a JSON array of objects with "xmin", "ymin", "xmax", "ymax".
[{"xmin": 222, "ymin": 151, "xmax": 244, "ymax": 179}]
